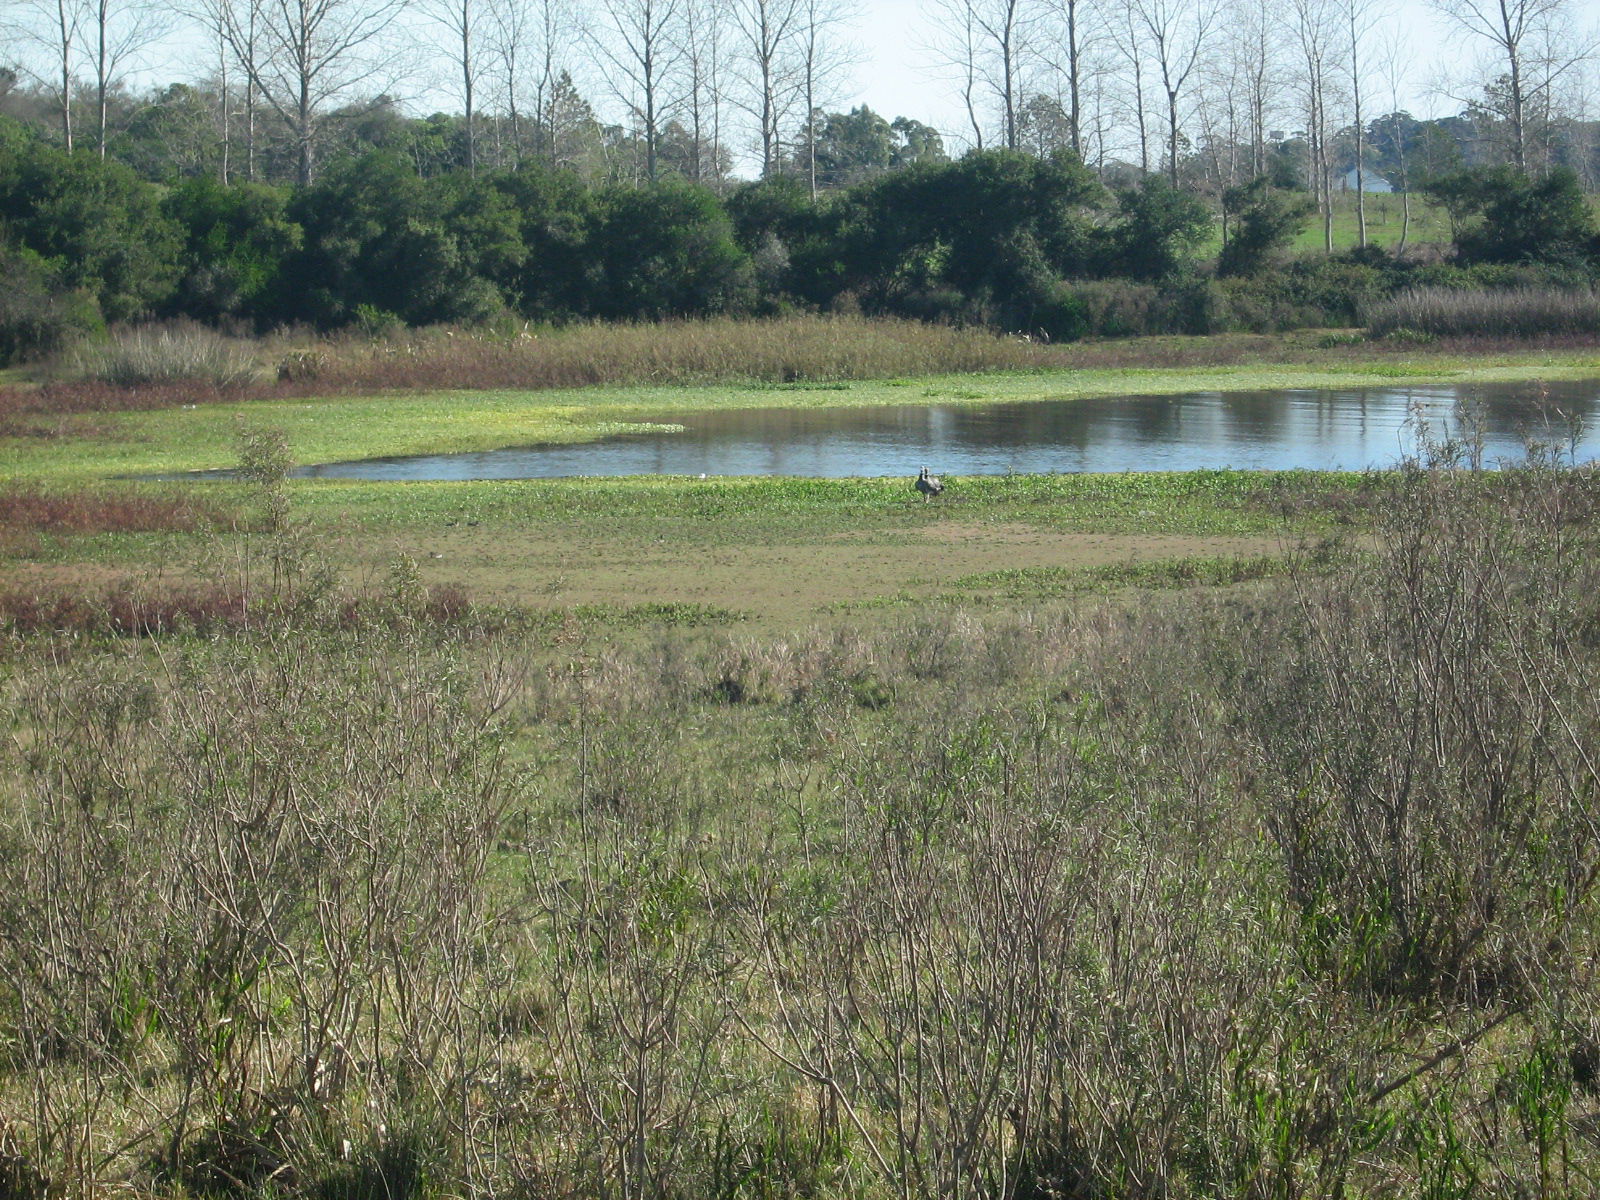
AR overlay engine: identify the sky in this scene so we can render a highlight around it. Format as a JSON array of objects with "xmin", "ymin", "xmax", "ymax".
[{"xmin": 842, "ymin": 0, "xmax": 1471, "ymax": 150}]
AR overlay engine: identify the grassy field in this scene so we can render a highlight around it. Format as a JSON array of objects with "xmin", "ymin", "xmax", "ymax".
[
  {"xmin": 3, "ymin": 327, "xmax": 1600, "ymax": 1199},
  {"xmin": 1192, "ymin": 190, "xmax": 1457, "ymax": 258}
]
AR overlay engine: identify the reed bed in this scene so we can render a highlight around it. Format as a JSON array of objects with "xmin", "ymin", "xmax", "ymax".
[
  {"xmin": 1367, "ymin": 285, "xmax": 1600, "ymax": 338},
  {"xmin": 306, "ymin": 314, "xmax": 1060, "ymax": 391}
]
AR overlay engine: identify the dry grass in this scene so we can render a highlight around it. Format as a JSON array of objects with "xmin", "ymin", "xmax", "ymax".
[
  {"xmin": 68, "ymin": 321, "xmax": 263, "ymax": 389},
  {"xmin": 297, "ymin": 315, "xmax": 1059, "ymax": 390},
  {"xmin": 1, "ymin": 317, "xmax": 1592, "ymax": 428},
  {"xmin": 0, "ymin": 579, "xmax": 481, "ymax": 636},
  {"xmin": 1368, "ymin": 286, "xmax": 1600, "ymax": 339}
]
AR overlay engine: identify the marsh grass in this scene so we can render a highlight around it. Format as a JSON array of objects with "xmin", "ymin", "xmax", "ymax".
[
  {"xmin": 5, "ymin": 319, "xmax": 1580, "ymax": 436},
  {"xmin": 309, "ymin": 315, "xmax": 1061, "ymax": 391},
  {"xmin": 1367, "ymin": 287, "xmax": 1600, "ymax": 339},
  {"xmin": 69, "ymin": 321, "xmax": 263, "ymax": 389}
]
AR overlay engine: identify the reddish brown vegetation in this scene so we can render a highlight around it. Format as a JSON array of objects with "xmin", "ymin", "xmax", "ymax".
[
  {"xmin": 0, "ymin": 380, "xmax": 302, "ymax": 434},
  {"xmin": 0, "ymin": 581, "xmax": 480, "ymax": 637},
  {"xmin": 0, "ymin": 487, "xmax": 228, "ymax": 536}
]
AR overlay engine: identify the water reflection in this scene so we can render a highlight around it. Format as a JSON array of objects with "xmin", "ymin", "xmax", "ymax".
[{"xmin": 292, "ymin": 379, "xmax": 1600, "ymax": 481}]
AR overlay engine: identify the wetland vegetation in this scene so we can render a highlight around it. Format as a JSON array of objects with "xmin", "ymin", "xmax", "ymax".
[
  {"xmin": 5, "ymin": 411, "xmax": 1600, "ymax": 1199},
  {"xmin": 5, "ymin": 318, "xmax": 1600, "ymax": 1197}
]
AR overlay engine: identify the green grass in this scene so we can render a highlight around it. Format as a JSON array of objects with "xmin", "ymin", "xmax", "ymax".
[
  {"xmin": 273, "ymin": 468, "xmax": 1367, "ymax": 539},
  {"xmin": 1199, "ymin": 190, "xmax": 1456, "ymax": 257}
]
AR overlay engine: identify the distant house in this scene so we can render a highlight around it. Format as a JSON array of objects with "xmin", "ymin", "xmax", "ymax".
[{"xmin": 1339, "ymin": 168, "xmax": 1394, "ymax": 193}]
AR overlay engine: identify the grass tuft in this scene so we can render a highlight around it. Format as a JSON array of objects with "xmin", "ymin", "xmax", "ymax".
[{"xmin": 69, "ymin": 321, "xmax": 262, "ymax": 389}]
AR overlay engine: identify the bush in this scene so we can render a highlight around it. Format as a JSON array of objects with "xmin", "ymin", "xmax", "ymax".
[
  {"xmin": 1066, "ymin": 280, "xmax": 1161, "ymax": 337},
  {"xmin": 1218, "ymin": 178, "xmax": 1314, "ymax": 278},
  {"xmin": 70, "ymin": 321, "xmax": 261, "ymax": 388},
  {"xmin": 0, "ymin": 249, "xmax": 103, "ymax": 365},
  {"xmin": 1239, "ymin": 460, "xmax": 1600, "ymax": 998}
]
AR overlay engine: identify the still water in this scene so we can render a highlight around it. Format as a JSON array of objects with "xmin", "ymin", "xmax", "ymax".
[{"xmin": 293, "ymin": 379, "xmax": 1600, "ymax": 481}]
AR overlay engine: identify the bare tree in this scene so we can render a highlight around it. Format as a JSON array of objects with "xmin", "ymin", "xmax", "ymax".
[
  {"xmin": 927, "ymin": 0, "xmax": 988, "ymax": 150},
  {"xmin": 728, "ymin": 0, "xmax": 802, "ymax": 176},
  {"xmin": 1129, "ymin": 0, "xmax": 1219, "ymax": 183},
  {"xmin": 1341, "ymin": 0, "xmax": 1376, "ymax": 244},
  {"xmin": 674, "ymin": 0, "xmax": 728, "ymax": 185},
  {"xmin": 422, "ymin": 0, "xmax": 489, "ymax": 172},
  {"xmin": 929, "ymin": 0, "xmax": 1041, "ymax": 151},
  {"xmin": 1290, "ymin": 0, "xmax": 1342, "ymax": 250},
  {"xmin": 1428, "ymin": 0, "xmax": 1573, "ymax": 171},
  {"xmin": 794, "ymin": 0, "xmax": 855, "ymax": 194},
  {"xmin": 1041, "ymin": 0, "xmax": 1104, "ymax": 156},
  {"xmin": 486, "ymin": 0, "xmax": 573, "ymax": 164},
  {"xmin": 1109, "ymin": 2, "xmax": 1152, "ymax": 172},
  {"xmin": 193, "ymin": 0, "xmax": 266, "ymax": 179},
  {"xmin": 222, "ymin": 0, "xmax": 410, "ymax": 185},
  {"xmin": 10, "ymin": 0, "xmax": 165, "ymax": 154},
  {"xmin": 7, "ymin": 0, "xmax": 86, "ymax": 148},
  {"xmin": 1225, "ymin": 0, "xmax": 1282, "ymax": 178},
  {"xmin": 88, "ymin": 0, "xmax": 168, "ymax": 155},
  {"xmin": 980, "ymin": 0, "xmax": 1036, "ymax": 149},
  {"xmin": 592, "ymin": 0, "xmax": 683, "ymax": 180},
  {"xmin": 1375, "ymin": 30, "xmax": 1413, "ymax": 250}
]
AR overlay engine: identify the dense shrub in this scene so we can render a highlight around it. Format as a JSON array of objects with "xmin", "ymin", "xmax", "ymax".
[
  {"xmin": 1424, "ymin": 165, "xmax": 1599, "ymax": 269},
  {"xmin": 161, "ymin": 177, "xmax": 302, "ymax": 325},
  {"xmin": 1218, "ymin": 177, "xmax": 1315, "ymax": 278},
  {"xmin": 585, "ymin": 180, "xmax": 755, "ymax": 319},
  {"xmin": 0, "ymin": 248, "xmax": 103, "ymax": 365},
  {"xmin": 1102, "ymin": 175, "xmax": 1214, "ymax": 281},
  {"xmin": 7, "ymin": 465, "xmax": 1600, "ymax": 1198},
  {"xmin": 0, "ymin": 117, "xmax": 182, "ymax": 321},
  {"xmin": 1065, "ymin": 279, "xmax": 1164, "ymax": 337},
  {"xmin": 286, "ymin": 153, "xmax": 518, "ymax": 327}
]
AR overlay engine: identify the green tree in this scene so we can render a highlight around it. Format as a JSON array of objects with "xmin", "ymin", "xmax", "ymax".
[
  {"xmin": 162, "ymin": 177, "xmax": 302, "ymax": 323},
  {"xmin": 809, "ymin": 106, "xmax": 898, "ymax": 188},
  {"xmin": 0, "ymin": 117, "xmax": 180, "ymax": 320},
  {"xmin": 285, "ymin": 152, "xmax": 517, "ymax": 326},
  {"xmin": 1422, "ymin": 165, "xmax": 1598, "ymax": 267},
  {"xmin": 584, "ymin": 180, "xmax": 754, "ymax": 319},
  {"xmin": 489, "ymin": 160, "xmax": 594, "ymax": 319},
  {"xmin": 1100, "ymin": 175, "xmax": 1213, "ymax": 281},
  {"xmin": 1218, "ymin": 176, "xmax": 1315, "ymax": 277},
  {"xmin": 829, "ymin": 148, "xmax": 1104, "ymax": 330}
]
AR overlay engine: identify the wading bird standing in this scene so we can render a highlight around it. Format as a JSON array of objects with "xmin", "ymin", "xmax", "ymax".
[{"xmin": 915, "ymin": 465, "xmax": 944, "ymax": 502}]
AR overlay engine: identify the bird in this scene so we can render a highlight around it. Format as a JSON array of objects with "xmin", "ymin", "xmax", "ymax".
[{"xmin": 915, "ymin": 465, "xmax": 944, "ymax": 502}]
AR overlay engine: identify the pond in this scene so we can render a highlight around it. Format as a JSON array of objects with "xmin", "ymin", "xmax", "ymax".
[{"xmin": 291, "ymin": 379, "xmax": 1600, "ymax": 481}]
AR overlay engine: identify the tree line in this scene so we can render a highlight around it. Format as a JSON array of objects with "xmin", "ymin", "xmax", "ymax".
[{"xmin": 2, "ymin": 104, "xmax": 1598, "ymax": 367}]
